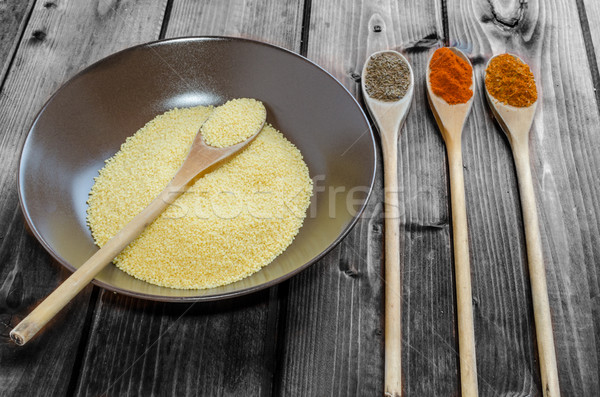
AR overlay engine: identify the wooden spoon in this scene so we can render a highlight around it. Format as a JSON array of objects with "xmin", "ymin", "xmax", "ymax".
[
  {"xmin": 11, "ymin": 103, "xmax": 266, "ymax": 346},
  {"xmin": 484, "ymin": 54, "xmax": 560, "ymax": 397},
  {"xmin": 426, "ymin": 47, "xmax": 478, "ymax": 397},
  {"xmin": 361, "ymin": 50, "xmax": 414, "ymax": 397}
]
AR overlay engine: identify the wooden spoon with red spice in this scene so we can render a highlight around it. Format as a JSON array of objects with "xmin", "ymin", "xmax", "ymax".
[
  {"xmin": 426, "ymin": 47, "xmax": 478, "ymax": 397},
  {"xmin": 485, "ymin": 54, "xmax": 560, "ymax": 397}
]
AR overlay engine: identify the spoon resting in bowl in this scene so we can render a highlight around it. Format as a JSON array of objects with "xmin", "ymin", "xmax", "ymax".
[
  {"xmin": 484, "ymin": 54, "xmax": 560, "ymax": 397},
  {"xmin": 11, "ymin": 98, "xmax": 266, "ymax": 346}
]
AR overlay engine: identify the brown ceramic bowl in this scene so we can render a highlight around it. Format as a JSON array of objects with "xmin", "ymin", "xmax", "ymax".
[{"xmin": 18, "ymin": 37, "xmax": 377, "ymax": 301}]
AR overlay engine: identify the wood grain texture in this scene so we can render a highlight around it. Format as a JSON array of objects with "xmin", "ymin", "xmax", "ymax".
[
  {"xmin": 276, "ymin": 1, "xmax": 464, "ymax": 396},
  {"xmin": 0, "ymin": 0, "xmax": 170, "ymax": 395},
  {"xmin": 448, "ymin": 0, "xmax": 600, "ymax": 394},
  {"xmin": 72, "ymin": 1, "xmax": 305, "ymax": 395},
  {"xmin": 164, "ymin": 0, "xmax": 304, "ymax": 50},
  {"xmin": 75, "ymin": 291, "xmax": 275, "ymax": 396},
  {"xmin": 0, "ymin": 0, "xmax": 34, "ymax": 83}
]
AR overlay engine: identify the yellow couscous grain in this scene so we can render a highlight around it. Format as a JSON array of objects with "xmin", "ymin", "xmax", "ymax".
[
  {"xmin": 201, "ymin": 98, "xmax": 266, "ymax": 147},
  {"xmin": 86, "ymin": 105, "xmax": 312, "ymax": 289}
]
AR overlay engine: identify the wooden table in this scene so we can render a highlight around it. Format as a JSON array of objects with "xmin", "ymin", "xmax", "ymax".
[{"xmin": 1, "ymin": 0, "xmax": 599, "ymax": 395}]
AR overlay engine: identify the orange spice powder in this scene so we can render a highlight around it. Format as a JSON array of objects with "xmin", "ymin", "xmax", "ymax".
[
  {"xmin": 429, "ymin": 48, "xmax": 473, "ymax": 105},
  {"xmin": 485, "ymin": 53, "xmax": 537, "ymax": 107}
]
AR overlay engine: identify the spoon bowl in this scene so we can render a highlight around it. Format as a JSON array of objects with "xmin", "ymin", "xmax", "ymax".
[
  {"xmin": 362, "ymin": 50, "xmax": 415, "ymax": 141},
  {"xmin": 170, "ymin": 103, "xmax": 266, "ymax": 187},
  {"xmin": 426, "ymin": 47, "xmax": 475, "ymax": 144},
  {"xmin": 484, "ymin": 54, "xmax": 537, "ymax": 145}
]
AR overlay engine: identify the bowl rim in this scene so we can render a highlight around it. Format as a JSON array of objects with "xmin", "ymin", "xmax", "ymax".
[{"xmin": 17, "ymin": 35, "xmax": 378, "ymax": 302}]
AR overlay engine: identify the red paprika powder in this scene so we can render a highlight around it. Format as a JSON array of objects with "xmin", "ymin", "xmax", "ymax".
[{"xmin": 429, "ymin": 48, "xmax": 473, "ymax": 105}]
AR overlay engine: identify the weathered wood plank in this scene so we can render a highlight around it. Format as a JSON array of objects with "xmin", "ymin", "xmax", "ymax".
[
  {"xmin": 0, "ymin": 0, "xmax": 34, "ymax": 83},
  {"xmin": 165, "ymin": 0, "xmax": 304, "ymax": 50},
  {"xmin": 0, "ymin": 0, "xmax": 170, "ymax": 395},
  {"xmin": 580, "ymin": 0, "xmax": 600, "ymax": 389},
  {"xmin": 73, "ymin": 1, "xmax": 305, "ymax": 395},
  {"xmin": 75, "ymin": 291, "xmax": 275, "ymax": 396},
  {"xmin": 276, "ymin": 1, "xmax": 461, "ymax": 396},
  {"xmin": 448, "ymin": 0, "xmax": 600, "ymax": 394}
]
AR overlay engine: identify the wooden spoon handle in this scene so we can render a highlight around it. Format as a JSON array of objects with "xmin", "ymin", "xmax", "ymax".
[
  {"xmin": 512, "ymin": 144, "xmax": 560, "ymax": 397},
  {"xmin": 10, "ymin": 182, "xmax": 184, "ymax": 345},
  {"xmin": 446, "ymin": 143, "xmax": 478, "ymax": 397},
  {"xmin": 382, "ymin": 140, "xmax": 402, "ymax": 397}
]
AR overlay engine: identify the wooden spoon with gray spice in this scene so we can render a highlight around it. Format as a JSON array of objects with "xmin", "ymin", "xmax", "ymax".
[{"xmin": 361, "ymin": 50, "xmax": 414, "ymax": 397}]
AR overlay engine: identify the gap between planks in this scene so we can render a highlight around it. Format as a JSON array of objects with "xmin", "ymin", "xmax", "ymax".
[
  {"xmin": 0, "ymin": 0, "xmax": 36, "ymax": 93},
  {"xmin": 574, "ymin": 0, "xmax": 600, "ymax": 115}
]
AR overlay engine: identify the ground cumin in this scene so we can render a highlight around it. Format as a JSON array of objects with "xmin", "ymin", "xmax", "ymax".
[
  {"xmin": 485, "ymin": 53, "xmax": 537, "ymax": 107},
  {"xmin": 364, "ymin": 52, "xmax": 411, "ymax": 102},
  {"xmin": 429, "ymin": 47, "xmax": 473, "ymax": 105}
]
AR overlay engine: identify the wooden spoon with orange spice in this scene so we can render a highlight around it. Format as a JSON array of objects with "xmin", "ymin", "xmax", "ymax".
[
  {"xmin": 485, "ymin": 53, "xmax": 560, "ymax": 397},
  {"xmin": 426, "ymin": 47, "xmax": 478, "ymax": 397}
]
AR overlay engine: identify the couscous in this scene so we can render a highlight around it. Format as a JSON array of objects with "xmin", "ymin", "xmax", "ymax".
[{"xmin": 87, "ymin": 104, "xmax": 312, "ymax": 289}]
